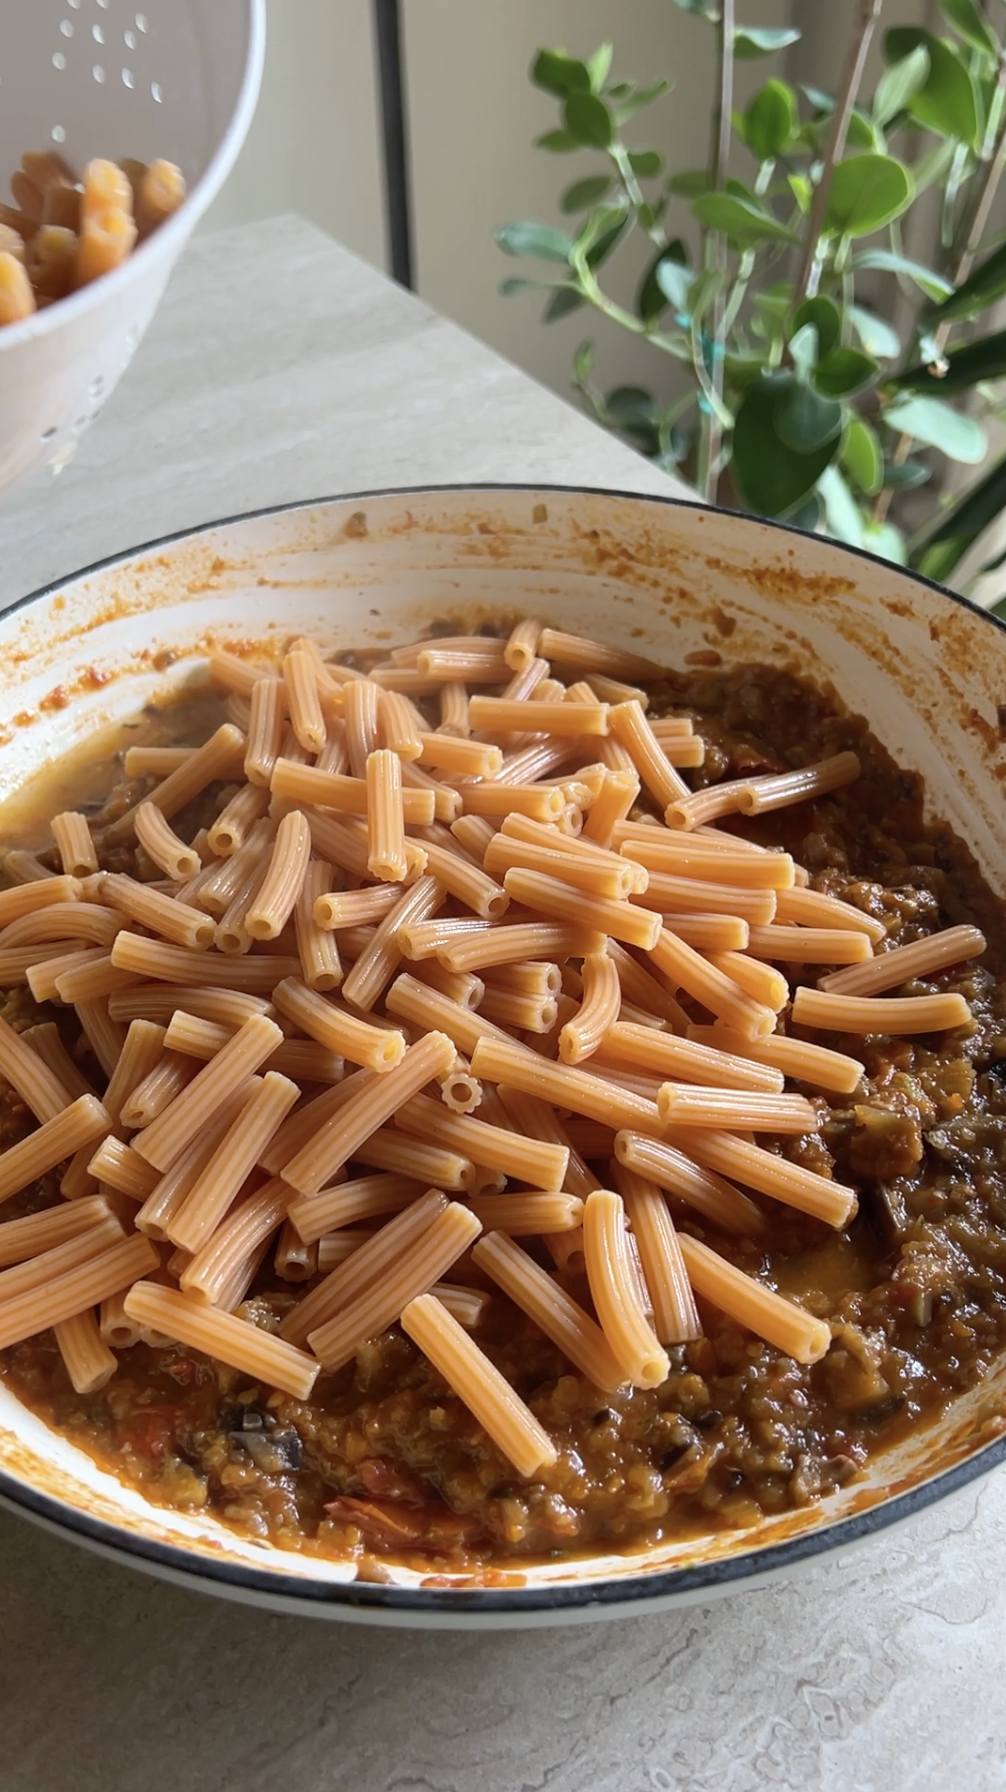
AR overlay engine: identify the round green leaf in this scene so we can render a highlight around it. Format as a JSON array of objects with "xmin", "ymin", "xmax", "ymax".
[
  {"xmin": 560, "ymin": 176, "xmax": 613, "ymax": 214},
  {"xmin": 825, "ymin": 154, "xmax": 914, "ymax": 237},
  {"xmin": 846, "ymin": 109, "xmax": 885, "ymax": 151},
  {"xmin": 532, "ymin": 49, "xmax": 591, "ymax": 97},
  {"xmin": 883, "ymin": 460, "xmax": 932, "ymax": 490},
  {"xmin": 499, "ymin": 277, "xmax": 572, "ymax": 296},
  {"xmin": 815, "ymin": 347, "xmax": 878, "ymax": 396},
  {"xmin": 848, "ymin": 305, "xmax": 900, "ymax": 359},
  {"xmin": 774, "ymin": 382, "xmax": 844, "ymax": 453},
  {"xmin": 637, "ymin": 243, "xmax": 690, "ymax": 321},
  {"xmin": 788, "ymin": 324, "xmax": 818, "ymax": 383},
  {"xmin": 793, "ymin": 296, "xmax": 841, "ymax": 359},
  {"xmin": 743, "ymin": 80, "xmax": 796, "ymax": 157},
  {"xmin": 786, "ymin": 494, "xmax": 823, "ymax": 534},
  {"xmin": 628, "ymin": 149, "xmax": 664, "ymax": 178},
  {"xmin": 732, "ymin": 373, "xmax": 841, "ymax": 516},
  {"xmin": 605, "ymin": 386, "xmax": 659, "ymax": 431},
  {"xmin": 690, "ymin": 191, "xmax": 798, "ymax": 244},
  {"xmin": 788, "ymin": 172, "xmax": 812, "ymax": 214},
  {"xmin": 884, "ymin": 395, "xmax": 987, "ymax": 463},
  {"xmin": 733, "ymin": 26, "xmax": 801, "ymax": 58},
  {"xmin": 586, "ymin": 43, "xmax": 614, "ymax": 91},
  {"xmin": 884, "ymin": 28, "xmax": 981, "ymax": 146},
  {"xmin": 853, "ymin": 249, "xmax": 952, "ymax": 300},
  {"xmin": 668, "ymin": 169, "xmax": 713, "ymax": 197},
  {"xmin": 873, "ymin": 46, "xmax": 930, "ymax": 127},
  {"xmin": 564, "ymin": 92, "xmax": 614, "ymax": 149},
  {"xmin": 862, "ymin": 521, "xmax": 906, "ymax": 565},
  {"xmin": 536, "ymin": 130, "xmax": 581, "ymax": 154},
  {"xmin": 576, "ymin": 203, "xmax": 630, "ymax": 269},
  {"xmin": 495, "ymin": 222, "xmax": 573, "ymax": 263},
  {"xmin": 543, "ymin": 287, "xmax": 586, "ymax": 322},
  {"xmin": 614, "ymin": 79, "xmax": 673, "ymax": 123},
  {"xmin": 818, "ymin": 466, "xmax": 864, "ymax": 549},
  {"xmin": 842, "ymin": 418, "xmax": 883, "ymax": 495}
]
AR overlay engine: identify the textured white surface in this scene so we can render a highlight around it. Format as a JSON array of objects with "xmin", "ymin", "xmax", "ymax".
[{"xmin": 1, "ymin": 216, "xmax": 1005, "ymax": 1789}]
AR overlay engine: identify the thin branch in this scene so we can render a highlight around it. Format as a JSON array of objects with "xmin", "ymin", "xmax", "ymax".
[
  {"xmin": 793, "ymin": 0, "xmax": 883, "ymax": 303},
  {"xmin": 696, "ymin": 0, "xmax": 735, "ymax": 504}
]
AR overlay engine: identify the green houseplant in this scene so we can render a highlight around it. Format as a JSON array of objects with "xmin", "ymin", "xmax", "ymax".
[{"xmin": 496, "ymin": 0, "xmax": 1006, "ymax": 599}]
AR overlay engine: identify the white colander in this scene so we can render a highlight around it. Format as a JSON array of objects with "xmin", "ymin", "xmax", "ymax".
[{"xmin": 0, "ymin": 0, "xmax": 265, "ymax": 492}]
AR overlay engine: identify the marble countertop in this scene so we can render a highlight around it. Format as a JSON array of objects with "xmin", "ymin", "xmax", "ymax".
[{"xmin": 2, "ymin": 217, "xmax": 1004, "ymax": 1792}]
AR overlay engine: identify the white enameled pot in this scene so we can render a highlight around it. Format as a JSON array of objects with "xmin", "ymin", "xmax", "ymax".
[{"xmin": 1, "ymin": 485, "xmax": 1004, "ymax": 1630}]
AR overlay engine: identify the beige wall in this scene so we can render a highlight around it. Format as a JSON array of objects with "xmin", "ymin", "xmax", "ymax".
[
  {"xmin": 201, "ymin": 0, "xmax": 935, "ymax": 408},
  {"xmin": 202, "ymin": 0, "xmax": 388, "ymax": 273},
  {"xmin": 403, "ymin": 0, "xmax": 794, "ymax": 404}
]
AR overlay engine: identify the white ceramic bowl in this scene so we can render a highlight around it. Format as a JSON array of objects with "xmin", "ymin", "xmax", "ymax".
[
  {"xmin": 0, "ymin": 0, "xmax": 265, "ymax": 493},
  {"xmin": 1, "ymin": 485, "xmax": 1005, "ymax": 1629}
]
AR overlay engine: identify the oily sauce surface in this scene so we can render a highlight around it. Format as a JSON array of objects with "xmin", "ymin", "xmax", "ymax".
[{"xmin": 2, "ymin": 659, "xmax": 1006, "ymax": 1572}]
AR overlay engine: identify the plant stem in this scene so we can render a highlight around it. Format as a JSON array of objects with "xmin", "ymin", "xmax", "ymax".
[
  {"xmin": 793, "ymin": 0, "xmax": 883, "ymax": 304},
  {"xmin": 872, "ymin": 42, "xmax": 1006, "ymax": 527},
  {"xmin": 696, "ymin": 0, "xmax": 735, "ymax": 504}
]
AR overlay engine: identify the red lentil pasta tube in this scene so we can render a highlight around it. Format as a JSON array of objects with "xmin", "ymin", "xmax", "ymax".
[
  {"xmin": 281, "ymin": 1030, "xmax": 457, "ymax": 1195},
  {"xmin": 0, "ymin": 876, "xmax": 81, "ymax": 927},
  {"xmin": 286, "ymin": 1173, "xmax": 424, "ymax": 1243},
  {"xmin": 134, "ymin": 804, "xmax": 201, "ymax": 881},
  {"xmin": 166, "ymin": 1072, "xmax": 300, "ymax": 1253},
  {"xmin": 246, "ymin": 810, "xmax": 311, "ymax": 941},
  {"xmin": 676, "ymin": 1234, "xmax": 831, "ymax": 1365},
  {"xmin": 790, "ymin": 987, "xmax": 971, "ymax": 1035},
  {"xmin": 283, "ymin": 649, "xmax": 327, "ymax": 754},
  {"xmin": 306, "ymin": 1202, "xmax": 482, "ymax": 1371},
  {"xmin": 50, "ymin": 812, "xmax": 98, "ymax": 878},
  {"xmin": 600, "ymin": 1021, "xmax": 785, "ymax": 1093},
  {"xmin": 401, "ymin": 1294, "xmax": 557, "ymax": 1479},
  {"xmin": 558, "ymin": 951, "xmax": 620, "ymax": 1065},
  {"xmin": 393, "ymin": 1091, "xmax": 569, "ymax": 1189},
  {"xmin": 649, "ymin": 927, "xmax": 776, "ymax": 1039},
  {"xmin": 273, "ymin": 977, "xmax": 406, "ymax": 1071},
  {"xmin": 657, "ymin": 1086, "xmax": 820, "ymax": 1134},
  {"xmin": 612, "ymin": 1162, "xmax": 701, "ymax": 1346},
  {"xmin": 773, "ymin": 884, "xmax": 887, "ymax": 943},
  {"xmin": 55, "ymin": 1309, "xmax": 118, "ymax": 1396},
  {"xmin": 294, "ymin": 860, "xmax": 343, "ymax": 993},
  {"xmin": 0, "ymin": 1013, "xmax": 73, "ymax": 1122},
  {"xmin": 0, "ymin": 1096, "xmax": 110, "ymax": 1206},
  {"xmin": 124, "ymin": 1282, "xmax": 319, "ymax": 1400},
  {"xmin": 583, "ymin": 1190, "xmax": 669, "ymax": 1390},
  {"xmin": 108, "ymin": 723, "xmax": 245, "ymax": 843},
  {"xmin": 132, "ymin": 1013, "xmax": 283, "ymax": 1171},
  {"xmin": 0, "ymin": 1233, "xmax": 159, "ymax": 1353},
  {"xmin": 686, "ymin": 1025, "xmax": 864, "ymax": 1097},
  {"xmin": 354, "ymin": 1130, "xmax": 474, "ymax": 1192},
  {"xmin": 667, "ymin": 1127, "xmax": 857, "ymax": 1228},
  {"xmin": 816, "ymin": 923, "xmax": 985, "ymax": 997},
  {"xmin": 613, "ymin": 1130, "xmax": 765, "ymax": 1235},
  {"xmin": 471, "ymin": 1230, "xmax": 621, "ymax": 1391},
  {"xmin": 484, "ymin": 832, "xmax": 637, "ymax": 901}
]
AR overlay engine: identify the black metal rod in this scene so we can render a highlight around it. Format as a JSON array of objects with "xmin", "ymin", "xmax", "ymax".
[{"xmin": 373, "ymin": 0, "xmax": 414, "ymax": 289}]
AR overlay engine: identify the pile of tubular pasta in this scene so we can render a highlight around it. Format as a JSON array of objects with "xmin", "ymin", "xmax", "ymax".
[
  {"xmin": 0, "ymin": 151, "xmax": 186, "ymax": 326},
  {"xmin": 0, "ymin": 621, "xmax": 986, "ymax": 1491}
]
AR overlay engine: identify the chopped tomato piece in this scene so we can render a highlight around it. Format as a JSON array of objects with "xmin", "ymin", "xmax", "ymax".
[
  {"xmin": 357, "ymin": 1456, "xmax": 429, "ymax": 1503},
  {"xmin": 323, "ymin": 1496, "xmax": 485, "ymax": 1548},
  {"xmin": 117, "ymin": 1404, "xmax": 186, "ymax": 1461}
]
